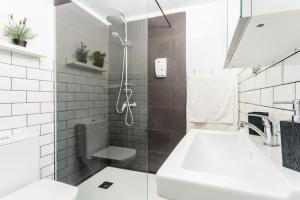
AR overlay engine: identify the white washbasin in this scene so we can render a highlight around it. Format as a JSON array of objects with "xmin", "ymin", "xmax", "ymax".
[{"xmin": 157, "ymin": 129, "xmax": 300, "ymax": 200}]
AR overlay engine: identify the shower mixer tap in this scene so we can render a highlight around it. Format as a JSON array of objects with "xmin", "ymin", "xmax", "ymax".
[
  {"xmin": 121, "ymin": 88, "xmax": 137, "ymax": 112},
  {"xmin": 121, "ymin": 102, "xmax": 137, "ymax": 113}
]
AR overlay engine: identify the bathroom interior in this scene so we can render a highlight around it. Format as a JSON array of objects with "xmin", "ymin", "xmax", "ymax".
[{"xmin": 1, "ymin": 0, "xmax": 300, "ymax": 199}]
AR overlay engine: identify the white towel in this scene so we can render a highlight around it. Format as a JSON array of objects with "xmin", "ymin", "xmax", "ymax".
[{"xmin": 187, "ymin": 75, "xmax": 236, "ymax": 124}]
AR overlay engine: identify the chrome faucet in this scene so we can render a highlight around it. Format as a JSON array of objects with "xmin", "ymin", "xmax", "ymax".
[
  {"xmin": 239, "ymin": 114, "xmax": 280, "ymax": 147},
  {"xmin": 274, "ymin": 100, "xmax": 300, "ymax": 123}
]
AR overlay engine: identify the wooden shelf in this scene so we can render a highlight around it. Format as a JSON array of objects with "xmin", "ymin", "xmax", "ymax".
[
  {"xmin": 66, "ymin": 59, "xmax": 107, "ymax": 72},
  {"xmin": 0, "ymin": 41, "xmax": 46, "ymax": 58}
]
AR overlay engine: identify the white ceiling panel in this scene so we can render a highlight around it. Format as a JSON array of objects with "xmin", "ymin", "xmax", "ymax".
[{"xmin": 71, "ymin": 0, "xmax": 220, "ymax": 23}]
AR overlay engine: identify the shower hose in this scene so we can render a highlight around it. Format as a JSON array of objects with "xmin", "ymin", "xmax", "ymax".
[{"xmin": 115, "ymin": 44, "xmax": 134, "ymax": 127}]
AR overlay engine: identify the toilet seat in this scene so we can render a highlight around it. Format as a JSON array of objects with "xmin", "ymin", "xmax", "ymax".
[
  {"xmin": 92, "ymin": 146, "xmax": 136, "ymax": 161},
  {"xmin": 1, "ymin": 180, "xmax": 78, "ymax": 200}
]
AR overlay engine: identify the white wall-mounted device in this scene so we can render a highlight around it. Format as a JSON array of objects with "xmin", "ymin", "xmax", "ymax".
[{"xmin": 155, "ymin": 58, "xmax": 167, "ymax": 78}]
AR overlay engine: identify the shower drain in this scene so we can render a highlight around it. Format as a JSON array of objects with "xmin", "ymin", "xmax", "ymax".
[{"xmin": 99, "ymin": 181, "xmax": 113, "ymax": 189}]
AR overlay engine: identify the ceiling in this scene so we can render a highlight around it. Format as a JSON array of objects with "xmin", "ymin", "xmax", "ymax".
[{"xmin": 72, "ymin": 0, "xmax": 220, "ymax": 24}]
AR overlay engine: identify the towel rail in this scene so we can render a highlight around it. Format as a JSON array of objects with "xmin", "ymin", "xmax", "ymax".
[{"xmin": 188, "ymin": 67, "xmax": 240, "ymax": 77}]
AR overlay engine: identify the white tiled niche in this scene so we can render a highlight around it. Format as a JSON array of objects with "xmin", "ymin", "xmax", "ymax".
[{"xmin": 0, "ymin": 50, "xmax": 55, "ymax": 179}]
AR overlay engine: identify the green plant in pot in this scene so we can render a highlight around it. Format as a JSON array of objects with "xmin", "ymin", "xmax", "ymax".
[
  {"xmin": 90, "ymin": 51, "xmax": 106, "ymax": 68},
  {"xmin": 76, "ymin": 42, "xmax": 89, "ymax": 64},
  {"xmin": 4, "ymin": 14, "xmax": 37, "ymax": 47}
]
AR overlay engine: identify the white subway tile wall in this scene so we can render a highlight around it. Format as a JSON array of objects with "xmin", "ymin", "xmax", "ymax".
[
  {"xmin": 11, "ymin": 53, "xmax": 40, "ymax": 68},
  {"xmin": 0, "ymin": 50, "xmax": 11, "ymax": 64},
  {"xmin": 238, "ymin": 52, "xmax": 300, "ymax": 128},
  {"xmin": 260, "ymin": 88, "xmax": 273, "ymax": 107},
  {"xmin": 0, "ymin": 63, "xmax": 27, "ymax": 78},
  {"xmin": 0, "ymin": 104, "xmax": 12, "ymax": 117},
  {"xmin": 0, "ymin": 51, "xmax": 54, "ymax": 179},
  {"xmin": 266, "ymin": 63, "xmax": 283, "ymax": 87},
  {"xmin": 296, "ymin": 83, "xmax": 300, "ymax": 98},
  {"xmin": 12, "ymin": 78, "xmax": 39, "ymax": 91},
  {"xmin": 274, "ymin": 83, "xmax": 295, "ymax": 110}
]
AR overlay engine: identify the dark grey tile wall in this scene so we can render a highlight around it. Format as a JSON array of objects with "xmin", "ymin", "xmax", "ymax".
[{"xmin": 148, "ymin": 12, "xmax": 186, "ymax": 173}]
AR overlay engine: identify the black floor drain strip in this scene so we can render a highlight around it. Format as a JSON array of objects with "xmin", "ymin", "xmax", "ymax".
[{"xmin": 99, "ymin": 181, "xmax": 114, "ymax": 189}]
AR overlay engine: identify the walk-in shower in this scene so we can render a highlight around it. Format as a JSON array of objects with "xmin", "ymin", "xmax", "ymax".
[
  {"xmin": 55, "ymin": 0, "xmax": 149, "ymax": 191},
  {"xmin": 107, "ymin": 13, "xmax": 136, "ymax": 127},
  {"xmin": 55, "ymin": 0, "xmax": 182, "ymax": 199}
]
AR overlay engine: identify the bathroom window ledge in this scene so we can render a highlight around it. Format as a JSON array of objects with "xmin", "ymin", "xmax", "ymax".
[
  {"xmin": 66, "ymin": 58, "xmax": 107, "ymax": 72},
  {"xmin": 0, "ymin": 41, "xmax": 46, "ymax": 58}
]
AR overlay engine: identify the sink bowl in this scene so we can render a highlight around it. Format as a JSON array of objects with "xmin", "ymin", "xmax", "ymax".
[{"xmin": 157, "ymin": 129, "xmax": 300, "ymax": 200}]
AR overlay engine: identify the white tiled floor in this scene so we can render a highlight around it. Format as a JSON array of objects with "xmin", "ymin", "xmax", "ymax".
[{"xmin": 78, "ymin": 167, "xmax": 167, "ymax": 200}]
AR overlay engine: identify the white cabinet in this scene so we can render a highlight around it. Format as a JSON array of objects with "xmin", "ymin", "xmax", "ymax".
[
  {"xmin": 227, "ymin": 0, "xmax": 241, "ymax": 50},
  {"xmin": 225, "ymin": 0, "xmax": 300, "ymax": 69},
  {"xmin": 242, "ymin": 0, "xmax": 300, "ymax": 17},
  {"xmin": 241, "ymin": 0, "xmax": 252, "ymax": 17}
]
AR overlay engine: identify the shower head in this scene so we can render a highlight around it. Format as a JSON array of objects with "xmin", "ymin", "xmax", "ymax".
[
  {"xmin": 106, "ymin": 12, "xmax": 126, "ymax": 24},
  {"xmin": 108, "ymin": 12, "xmax": 129, "ymax": 46},
  {"xmin": 111, "ymin": 32, "xmax": 125, "ymax": 45},
  {"xmin": 112, "ymin": 32, "xmax": 120, "ymax": 38}
]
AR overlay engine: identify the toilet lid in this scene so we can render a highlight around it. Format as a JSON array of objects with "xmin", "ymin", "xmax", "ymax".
[{"xmin": 1, "ymin": 180, "xmax": 78, "ymax": 200}]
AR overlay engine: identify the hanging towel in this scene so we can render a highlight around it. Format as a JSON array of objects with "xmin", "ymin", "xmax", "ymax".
[{"xmin": 187, "ymin": 75, "xmax": 236, "ymax": 124}]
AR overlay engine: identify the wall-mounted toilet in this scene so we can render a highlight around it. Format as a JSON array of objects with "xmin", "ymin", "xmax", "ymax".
[
  {"xmin": 0, "ymin": 134, "xmax": 78, "ymax": 200},
  {"xmin": 1, "ymin": 179, "xmax": 78, "ymax": 200},
  {"xmin": 76, "ymin": 119, "xmax": 136, "ymax": 168}
]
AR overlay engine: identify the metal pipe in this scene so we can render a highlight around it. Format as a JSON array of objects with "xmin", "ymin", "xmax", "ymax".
[{"xmin": 154, "ymin": 0, "xmax": 172, "ymax": 29}]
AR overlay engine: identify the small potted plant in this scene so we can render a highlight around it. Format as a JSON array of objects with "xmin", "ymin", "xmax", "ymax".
[
  {"xmin": 76, "ymin": 42, "xmax": 89, "ymax": 64},
  {"xmin": 90, "ymin": 51, "xmax": 106, "ymax": 68},
  {"xmin": 4, "ymin": 14, "xmax": 37, "ymax": 47}
]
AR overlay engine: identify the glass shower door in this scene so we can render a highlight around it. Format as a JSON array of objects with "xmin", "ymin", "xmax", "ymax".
[{"xmin": 55, "ymin": 0, "xmax": 149, "ymax": 199}]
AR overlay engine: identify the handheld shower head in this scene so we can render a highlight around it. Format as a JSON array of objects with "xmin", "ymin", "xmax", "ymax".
[
  {"xmin": 112, "ymin": 32, "xmax": 120, "ymax": 38},
  {"xmin": 111, "ymin": 32, "xmax": 125, "ymax": 46}
]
